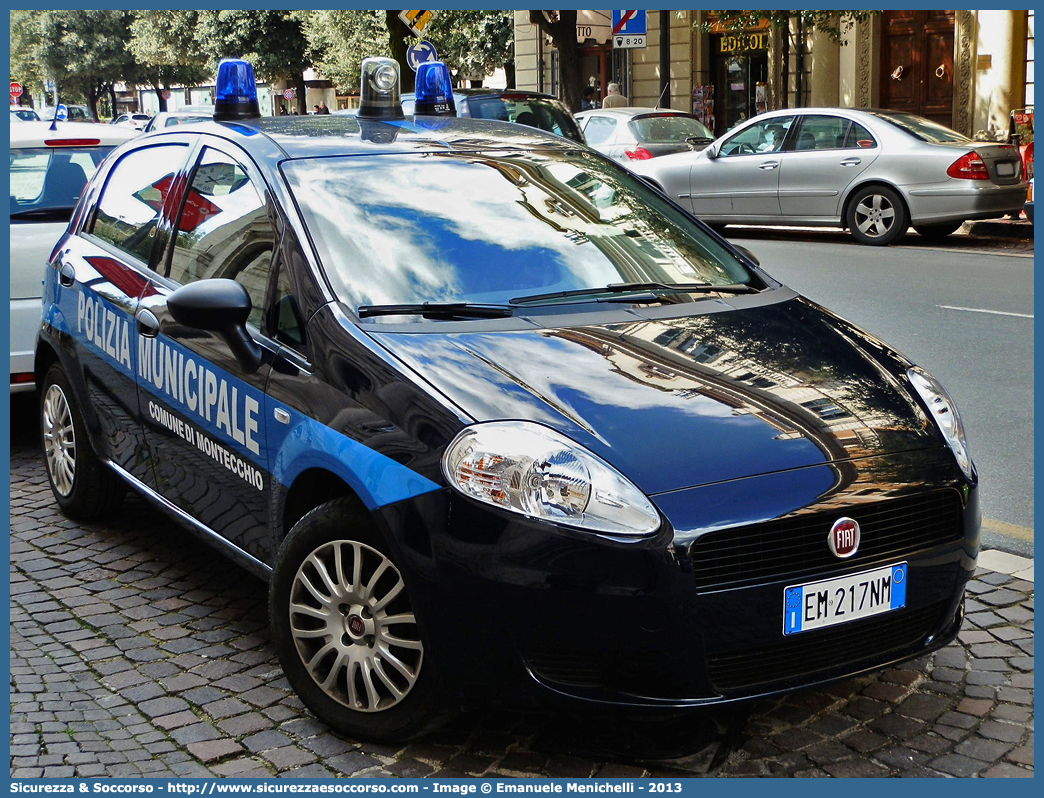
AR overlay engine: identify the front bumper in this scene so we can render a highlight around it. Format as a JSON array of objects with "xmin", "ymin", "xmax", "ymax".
[{"xmin": 377, "ymin": 447, "xmax": 978, "ymax": 712}]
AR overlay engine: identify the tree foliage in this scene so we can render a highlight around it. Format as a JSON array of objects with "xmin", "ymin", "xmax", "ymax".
[
  {"xmin": 305, "ymin": 10, "xmax": 389, "ymax": 94},
  {"xmin": 426, "ymin": 10, "xmax": 514, "ymax": 85},
  {"xmin": 196, "ymin": 10, "xmax": 311, "ymax": 111},
  {"xmin": 702, "ymin": 10, "xmax": 880, "ymax": 45},
  {"xmin": 129, "ymin": 10, "xmax": 210, "ymax": 111}
]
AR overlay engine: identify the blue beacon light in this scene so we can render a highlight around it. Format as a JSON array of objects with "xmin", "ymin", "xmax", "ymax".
[
  {"xmin": 414, "ymin": 61, "xmax": 456, "ymax": 117},
  {"xmin": 213, "ymin": 59, "xmax": 260, "ymax": 121}
]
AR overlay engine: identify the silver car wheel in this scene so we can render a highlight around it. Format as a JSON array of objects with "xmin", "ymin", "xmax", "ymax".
[
  {"xmin": 853, "ymin": 193, "xmax": 897, "ymax": 238},
  {"xmin": 42, "ymin": 384, "xmax": 76, "ymax": 497},
  {"xmin": 289, "ymin": 540, "xmax": 423, "ymax": 713}
]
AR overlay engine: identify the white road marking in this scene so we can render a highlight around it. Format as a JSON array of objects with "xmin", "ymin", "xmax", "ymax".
[{"xmin": 938, "ymin": 305, "xmax": 1033, "ymax": 319}]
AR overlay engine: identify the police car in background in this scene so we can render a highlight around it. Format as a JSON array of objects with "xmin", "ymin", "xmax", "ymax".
[
  {"xmin": 11, "ymin": 120, "xmax": 136, "ymax": 391},
  {"xmin": 38, "ymin": 58, "xmax": 979, "ymax": 742}
]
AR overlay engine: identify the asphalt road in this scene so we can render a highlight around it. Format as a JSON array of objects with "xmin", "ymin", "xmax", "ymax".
[{"xmin": 731, "ymin": 230, "xmax": 1034, "ymax": 557}]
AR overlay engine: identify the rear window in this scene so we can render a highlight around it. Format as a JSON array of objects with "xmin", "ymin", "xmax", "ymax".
[
  {"xmin": 10, "ymin": 147, "xmax": 115, "ymax": 221},
  {"xmin": 868, "ymin": 111, "xmax": 970, "ymax": 144},
  {"xmin": 462, "ymin": 96, "xmax": 584, "ymax": 143},
  {"xmin": 630, "ymin": 114, "xmax": 713, "ymax": 144}
]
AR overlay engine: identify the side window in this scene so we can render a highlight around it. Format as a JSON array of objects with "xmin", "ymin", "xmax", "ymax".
[
  {"xmin": 90, "ymin": 144, "xmax": 189, "ymax": 263},
  {"xmin": 845, "ymin": 122, "xmax": 878, "ymax": 149},
  {"xmin": 719, "ymin": 117, "xmax": 794, "ymax": 156},
  {"xmin": 793, "ymin": 116, "xmax": 851, "ymax": 151},
  {"xmin": 167, "ymin": 147, "xmax": 277, "ymax": 331},
  {"xmin": 583, "ymin": 116, "xmax": 618, "ymax": 145}
]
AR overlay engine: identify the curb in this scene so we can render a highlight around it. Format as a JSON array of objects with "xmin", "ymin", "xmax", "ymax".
[
  {"xmin": 978, "ymin": 550, "xmax": 1034, "ymax": 582},
  {"xmin": 964, "ymin": 219, "xmax": 1034, "ymax": 240}
]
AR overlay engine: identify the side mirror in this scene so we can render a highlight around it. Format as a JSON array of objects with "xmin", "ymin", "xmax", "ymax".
[
  {"xmin": 167, "ymin": 279, "xmax": 263, "ymax": 373},
  {"xmin": 733, "ymin": 245, "xmax": 760, "ymax": 267},
  {"xmin": 704, "ymin": 144, "xmax": 718, "ymax": 160}
]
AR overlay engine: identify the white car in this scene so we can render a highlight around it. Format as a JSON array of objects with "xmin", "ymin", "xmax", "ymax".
[
  {"xmin": 111, "ymin": 112, "xmax": 152, "ymax": 132},
  {"xmin": 9, "ymin": 121, "xmax": 136, "ymax": 391}
]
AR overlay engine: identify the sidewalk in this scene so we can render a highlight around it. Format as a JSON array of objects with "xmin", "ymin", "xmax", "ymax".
[{"xmin": 9, "ymin": 419, "xmax": 1035, "ymax": 779}]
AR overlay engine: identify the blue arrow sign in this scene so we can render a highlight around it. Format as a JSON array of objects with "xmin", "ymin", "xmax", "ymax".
[{"xmin": 407, "ymin": 41, "xmax": 439, "ymax": 72}]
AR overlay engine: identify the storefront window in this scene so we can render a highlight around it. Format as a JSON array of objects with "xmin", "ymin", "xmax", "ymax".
[{"xmin": 711, "ymin": 33, "xmax": 769, "ymax": 137}]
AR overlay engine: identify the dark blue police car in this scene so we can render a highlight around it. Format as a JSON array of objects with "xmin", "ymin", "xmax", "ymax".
[{"xmin": 37, "ymin": 58, "xmax": 980, "ymax": 741}]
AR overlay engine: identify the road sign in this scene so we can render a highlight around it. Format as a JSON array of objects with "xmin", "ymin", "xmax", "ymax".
[
  {"xmin": 162, "ymin": 89, "xmax": 172, "ymax": 100},
  {"xmin": 399, "ymin": 10, "xmax": 432, "ymax": 38},
  {"xmin": 55, "ymin": 104, "xmax": 68, "ymax": 121},
  {"xmin": 10, "ymin": 82, "xmax": 23, "ymax": 98},
  {"xmin": 407, "ymin": 41, "xmax": 438, "ymax": 71},
  {"xmin": 283, "ymin": 88, "xmax": 295, "ymax": 100},
  {"xmin": 611, "ymin": 10, "xmax": 647, "ymax": 49}
]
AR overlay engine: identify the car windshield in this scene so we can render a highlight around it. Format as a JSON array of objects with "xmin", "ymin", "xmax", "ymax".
[
  {"xmin": 283, "ymin": 149, "xmax": 755, "ymax": 314},
  {"xmin": 868, "ymin": 111, "xmax": 970, "ymax": 144},
  {"xmin": 463, "ymin": 96, "xmax": 584, "ymax": 143},
  {"xmin": 10, "ymin": 146, "xmax": 115, "ymax": 220},
  {"xmin": 630, "ymin": 114, "xmax": 713, "ymax": 143}
]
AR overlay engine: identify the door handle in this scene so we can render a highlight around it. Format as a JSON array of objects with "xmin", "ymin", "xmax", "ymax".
[
  {"xmin": 758, "ymin": 160, "xmax": 780, "ymax": 170},
  {"xmin": 136, "ymin": 308, "xmax": 160, "ymax": 338},
  {"xmin": 58, "ymin": 261, "xmax": 76, "ymax": 287},
  {"xmin": 840, "ymin": 158, "xmax": 862, "ymax": 167}
]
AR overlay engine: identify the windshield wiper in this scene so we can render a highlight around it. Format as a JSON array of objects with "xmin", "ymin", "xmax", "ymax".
[
  {"xmin": 510, "ymin": 282, "xmax": 755, "ymax": 306},
  {"xmin": 357, "ymin": 302, "xmax": 514, "ymax": 319}
]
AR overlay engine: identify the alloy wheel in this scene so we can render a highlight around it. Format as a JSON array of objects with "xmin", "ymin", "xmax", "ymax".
[
  {"xmin": 288, "ymin": 540, "xmax": 423, "ymax": 713},
  {"xmin": 42, "ymin": 384, "xmax": 76, "ymax": 497},
  {"xmin": 853, "ymin": 193, "xmax": 897, "ymax": 238}
]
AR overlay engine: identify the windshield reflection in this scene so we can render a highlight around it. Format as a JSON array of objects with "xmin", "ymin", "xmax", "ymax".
[{"xmin": 282, "ymin": 150, "xmax": 752, "ymax": 311}]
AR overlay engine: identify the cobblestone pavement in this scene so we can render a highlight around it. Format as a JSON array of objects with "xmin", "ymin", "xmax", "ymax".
[{"xmin": 8, "ymin": 397, "xmax": 1034, "ymax": 779}]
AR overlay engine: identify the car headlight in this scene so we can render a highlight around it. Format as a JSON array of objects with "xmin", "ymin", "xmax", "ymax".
[
  {"xmin": 442, "ymin": 421, "xmax": 660, "ymax": 536},
  {"xmin": 907, "ymin": 367, "xmax": 975, "ymax": 481}
]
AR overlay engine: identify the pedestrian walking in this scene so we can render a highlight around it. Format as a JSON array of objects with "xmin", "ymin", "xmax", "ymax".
[
  {"xmin": 319, "ymin": 102, "xmax": 331, "ymax": 115},
  {"xmin": 602, "ymin": 82, "xmax": 628, "ymax": 108},
  {"xmin": 581, "ymin": 87, "xmax": 599, "ymax": 111}
]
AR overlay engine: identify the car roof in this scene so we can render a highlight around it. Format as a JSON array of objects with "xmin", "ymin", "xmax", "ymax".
[
  {"xmin": 402, "ymin": 89, "xmax": 563, "ymax": 102},
  {"xmin": 9, "ymin": 120, "xmax": 138, "ymax": 147},
  {"xmin": 576, "ymin": 107, "xmax": 692, "ymax": 119},
  {"xmin": 139, "ymin": 115, "xmax": 578, "ymax": 160}
]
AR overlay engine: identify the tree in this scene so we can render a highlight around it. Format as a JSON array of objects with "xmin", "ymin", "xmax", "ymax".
[
  {"xmin": 426, "ymin": 11, "xmax": 514, "ymax": 88},
  {"xmin": 196, "ymin": 10, "xmax": 311, "ymax": 113},
  {"xmin": 10, "ymin": 11, "xmax": 45, "ymax": 101},
  {"xmin": 527, "ymin": 11, "xmax": 582, "ymax": 111},
  {"xmin": 129, "ymin": 11, "xmax": 210, "ymax": 112},
  {"xmin": 304, "ymin": 10, "xmax": 389, "ymax": 95},
  {"xmin": 701, "ymin": 10, "xmax": 878, "ymax": 45},
  {"xmin": 32, "ymin": 10, "xmax": 138, "ymax": 119}
]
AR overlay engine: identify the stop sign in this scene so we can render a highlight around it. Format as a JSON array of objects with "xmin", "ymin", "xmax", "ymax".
[{"xmin": 10, "ymin": 82, "xmax": 23, "ymax": 98}]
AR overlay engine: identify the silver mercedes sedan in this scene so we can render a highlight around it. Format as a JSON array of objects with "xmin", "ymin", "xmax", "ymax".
[{"xmin": 631, "ymin": 107, "xmax": 1028, "ymax": 245}]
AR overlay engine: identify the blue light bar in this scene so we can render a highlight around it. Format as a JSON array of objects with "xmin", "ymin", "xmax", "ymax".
[
  {"xmin": 214, "ymin": 59, "xmax": 260, "ymax": 121},
  {"xmin": 414, "ymin": 61, "xmax": 456, "ymax": 117}
]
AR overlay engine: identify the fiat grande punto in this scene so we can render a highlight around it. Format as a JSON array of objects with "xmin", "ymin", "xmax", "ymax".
[{"xmin": 37, "ymin": 58, "xmax": 979, "ymax": 741}]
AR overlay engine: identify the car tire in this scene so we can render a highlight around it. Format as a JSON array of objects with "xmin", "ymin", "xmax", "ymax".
[
  {"xmin": 269, "ymin": 498, "xmax": 452, "ymax": 742},
  {"xmin": 846, "ymin": 185, "xmax": 909, "ymax": 246},
  {"xmin": 913, "ymin": 221, "xmax": 963, "ymax": 240},
  {"xmin": 40, "ymin": 364, "xmax": 126, "ymax": 519}
]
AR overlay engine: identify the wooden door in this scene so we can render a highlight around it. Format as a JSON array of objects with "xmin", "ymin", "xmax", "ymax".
[{"xmin": 879, "ymin": 10, "xmax": 955, "ymax": 126}]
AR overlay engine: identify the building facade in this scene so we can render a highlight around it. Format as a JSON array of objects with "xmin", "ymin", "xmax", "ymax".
[{"xmin": 514, "ymin": 9, "xmax": 1033, "ymax": 139}]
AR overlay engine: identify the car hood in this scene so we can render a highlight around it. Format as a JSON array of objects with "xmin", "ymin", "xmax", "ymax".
[{"xmin": 369, "ymin": 295, "xmax": 942, "ymax": 495}]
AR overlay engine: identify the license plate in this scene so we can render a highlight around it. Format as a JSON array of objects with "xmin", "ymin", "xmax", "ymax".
[
  {"xmin": 997, "ymin": 161, "xmax": 1016, "ymax": 177},
  {"xmin": 783, "ymin": 563, "xmax": 907, "ymax": 635}
]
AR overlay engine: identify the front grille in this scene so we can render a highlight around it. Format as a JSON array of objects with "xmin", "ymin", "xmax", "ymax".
[
  {"xmin": 706, "ymin": 599, "xmax": 951, "ymax": 692},
  {"xmin": 690, "ymin": 490, "xmax": 964, "ymax": 592}
]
